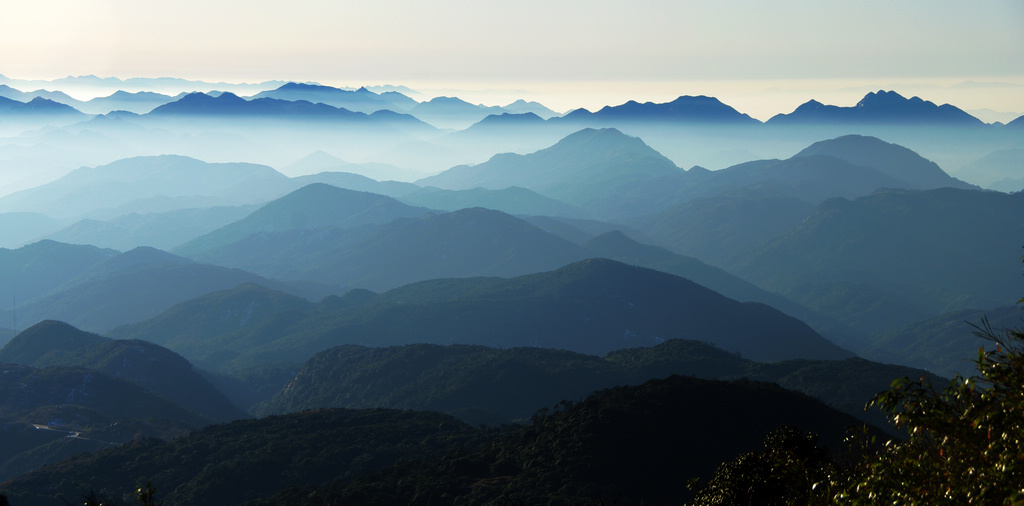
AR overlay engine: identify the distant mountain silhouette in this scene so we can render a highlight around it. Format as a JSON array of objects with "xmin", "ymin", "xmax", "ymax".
[
  {"xmin": 732, "ymin": 187, "xmax": 1024, "ymax": 341},
  {"xmin": 418, "ymin": 128, "xmax": 690, "ymax": 218},
  {"xmin": 0, "ymin": 95, "xmax": 85, "ymax": 116},
  {"xmin": 43, "ymin": 205, "xmax": 258, "ymax": 252},
  {"xmin": 149, "ymin": 92, "xmax": 364, "ymax": 118},
  {"xmin": 0, "ymin": 212, "xmax": 63, "ymax": 249},
  {"xmin": 959, "ymin": 147, "xmax": 1024, "ymax": 189},
  {"xmin": 148, "ymin": 92, "xmax": 434, "ymax": 133},
  {"xmin": 792, "ymin": 134, "xmax": 976, "ymax": 190},
  {"xmin": 503, "ymin": 99, "xmax": 559, "ymax": 118},
  {"xmin": 284, "ymin": 150, "xmax": 349, "ymax": 173},
  {"xmin": 398, "ymin": 186, "xmax": 588, "ymax": 218},
  {"xmin": 0, "ymin": 240, "xmax": 117, "ymax": 313},
  {"xmin": 249, "ymin": 82, "xmax": 417, "ymax": 113},
  {"xmin": 0, "ymin": 155, "xmax": 291, "ymax": 220},
  {"xmin": 630, "ymin": 188, "xmax": 815, "ymax": 266},
  {"xmin": 869, "ymin": 305, "xmax": 1024, "ymax": 377},
  {"xmin": 1, "ymin": 320, "xmax": 247, "ymax": 422},
  {"xmin": 630, "ymin": 135, "xmax": 971, "ymax": 210},
  {"xmin": 11, "ymin": 246, "xmax": 314, "ymax": 333},
  {"xmin": 466, "ymin": 111, "xmax": 547, "ymax": 129},
  {"xmin": 80, "ymin": 90, "xmax": 178, "ymax": 114},
  {"xmin": 188, "ymin": 207, "xmax": 588, "ymax": 291},
  {"xmin": 556, "ymin": 95, "xmax": 760, "ymax": 125},
  {"xmin": 113, "ymin": 258, "xmax": 851, "ymax": 372},
  {"xmin": 0, "ymin": 85, "xmax": 88, "ymax": 110},
  {"xmin": 671, "ymin": 155, "xmax": 908, "ymax": 205},
  {"xmin": 291, "ymin": 172, "xmax": 420, "ymax": 197},
  {"xmin": 175, "ymin": 183, "xmax": 433, "ymax": 258},
  {"xmin": 767, "ymin": 90, "xmax": 985, "ymax": 126},
  {"xmin": 408, "ymin": 96, "xmax": 508, "ymax": 129}
]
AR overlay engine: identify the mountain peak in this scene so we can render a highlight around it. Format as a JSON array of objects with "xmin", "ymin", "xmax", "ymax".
[
  {"xmin": 792, "ymin": 134, "xmax": 977, "ymax": 190},
  {"xmin": 770, "ymin": 90, "xmax": 983, "ymax": 125},
  {"xmin": 0, "ymin": 320, "xmax": 108, "ymax": 365}
]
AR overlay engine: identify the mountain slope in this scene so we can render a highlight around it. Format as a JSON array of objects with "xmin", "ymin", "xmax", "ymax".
[
  {"xmin": 188, "ymin": 207, "xmax": 589, "ymax": 291},
  {"xmin": 732, "ymin": 188, "xmax": 1024, "ymax": 339},
  {"xmin": 12, "ymin": 247, "xmax": 312, "ymax": 333},
  {"xmin": 0, "ymin": 155, "xmax": 291, "ymax": 220},
  {"xmin": 0, "ymin": 241, "xmax": 118, "ymax": 320},
  {"xmin": 113, "ymin": 259, "xmax": 850, "ymax": 373},
  {"xmin": 417, "ymin": 128, "xmax": 691, "ymax": 218},
  {"xmin": 767, "ymin": 90, "xmax": 985, "ymax": 126},
  {"xmin": 174, "ymin": 183, "xmax": 433, "ymax": 258},
  {"xmin": 557, "ymin": 95, "xmax": 761, "ymax": 125},
  {"xmin": 792, "ymin": 134, "xmax": 976, "ymax": 190},
  {"xmin": 258, "ymin": 339, "xmax": 925, "ymax": 429},
  {"xmin": 0, "ymin": 320, "xmax": 247, "ymax": 422},
  {"xmin": 285, "ymin": 375, "xmax": 879, "ymax": 505}
]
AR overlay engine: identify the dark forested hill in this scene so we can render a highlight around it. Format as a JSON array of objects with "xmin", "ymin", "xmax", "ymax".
[
  {"xmin": 0, "ymin": 362, "xmax": 209, "ymax": 483},
  {"xmin": 257, "ymin": 339, "xmax": 928, "ymax": 429},
  {"xmin": 275, "ymin": 375, "xmax": 880, "ymax": 505},
  {"xmin": 0, "ymin": 375, "xmax": 882, "ymax": 506}
]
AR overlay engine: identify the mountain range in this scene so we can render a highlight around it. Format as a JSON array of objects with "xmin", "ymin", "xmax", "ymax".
[
  {"xmin": 110, "ymin": 258, "xmax": 851, "ymax": 375},
  {"xmin": 0, "ymin": 75, "xmax": 1018, "ymax": 504},
  {"xmin": 768, "ymin": 90, "xmax": 986, "ymax": 126}
]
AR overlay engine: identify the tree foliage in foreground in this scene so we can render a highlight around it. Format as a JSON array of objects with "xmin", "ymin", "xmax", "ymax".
[
  {"xmin": 835, "ymin": 317, "xmax": 1024, "ymax": 504},
  {"xmin": 691, "ymin": 311, "xmax": 1024, "ymax": 505}
]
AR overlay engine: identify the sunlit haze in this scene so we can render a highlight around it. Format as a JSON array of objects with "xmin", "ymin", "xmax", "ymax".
[{"xmin": 1, "ymin": 0, "xmax": 1022, "ymax": 120}]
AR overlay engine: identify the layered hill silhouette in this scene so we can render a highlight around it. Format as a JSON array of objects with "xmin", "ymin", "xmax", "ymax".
[
  {"xmin": 557, "ymin": 95, "xmax": 761, "ymax": 125},
  {"xmin": 174, "ymin": 183, "xmax": 433, "ymax": 258},
  {"xmin": 0, "ymin": 155, "xmax": 292, "ymax": 220},
  {"xmin": 0, "ymin": 320, "xmax": 246, "ymax": 422},
  {"xmin": 418, "ymin": 127, "xmax": 692, "ymax": 219},
  {"xmin": 112, "ymin": 259, "xmax": 850, "ymax": 374},
  {"xmin": 731, "ymin": 188, "xmax": 1024, "ymax": 344},
  {"xmin": 408, "ymin": 96, "xmax": 508, "ymax": 129},
  {"xmin": 629, "ymin": 135, "xmax": 981, "ymax": 269},
  {"xmin": 791, "ymin": 134, "xmax": 976, "ymax": 190},
  {"xmin": 0, "ymin": 241, "xmax": 117, "ymax": 310},
  {"xmin": 248, "ymin": 82, "xmax": 417, "ymax": 114},
  {"xmin": 0, "ymin": 95, "xmax": 85, "ymax": 117},
  {"xmin": 43, "ymin": 205, "xmax": 258, "ymax": 252},
  {"xmin": 186, "ymin": 207, "xmax": 588, "ymax": 291},
  {"xmin": 9, "ymin": 246, "xmax": 326, "ymax": 333},
  {"xmin": 258, "ymin": 338, "xmax": 927, "ymax": 429},
  {"xmin": 397, "ymin": 185, "xmax": 588, "ymax": 218},
  {"xmin": 630, "ymin": 188, "xmax": 816, "ymax": 266},
  {"xmin": 868, "ymin": 305, "xmax": 1024, "ymax": 377}
]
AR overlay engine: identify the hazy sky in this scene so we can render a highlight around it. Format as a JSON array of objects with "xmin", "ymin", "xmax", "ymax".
[{"xmin": 0, "ymin": 0, "xmax": 1021, "ymax": 120}]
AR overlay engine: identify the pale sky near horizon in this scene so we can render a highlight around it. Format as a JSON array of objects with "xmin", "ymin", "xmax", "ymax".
[{"xmin": 0, "ymin": 0, "xmax": 1021, "ymax": 120}]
